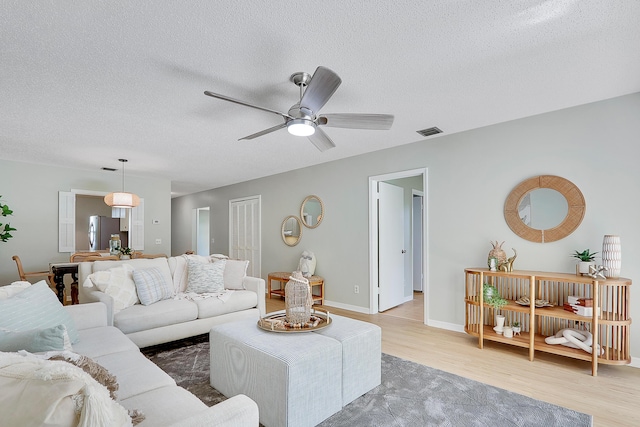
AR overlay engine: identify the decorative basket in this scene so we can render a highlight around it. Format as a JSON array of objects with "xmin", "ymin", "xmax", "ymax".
[{"xmin": 285, "ymin": 271, "xmax": 312, "ymax": 325}]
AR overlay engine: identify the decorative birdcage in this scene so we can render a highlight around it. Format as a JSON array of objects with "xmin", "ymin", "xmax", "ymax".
[{"xmin": 285, "ymin": 271, "xmax": 313, "ymax": 325}]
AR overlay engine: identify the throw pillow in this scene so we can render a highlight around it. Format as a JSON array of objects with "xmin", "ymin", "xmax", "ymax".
[
  {"xmin": 132, "ymin": 267, "xmax": 173, "ymax": 306},
  {"xmin": 186, "ymin": 259, "xmax": 226, "ymax": 293},
  {"xmin": 89, "ymin": 264, "xmax": 139, "ymax": 312},
  {"xmin": 0, "ymin": 324, "xmax": 72, "ymax": 353},
  {"xmin": 0, "ymin": 281, "xmax": 32, "ymax": 300},
  {"xmin": 224, "ymin": 259, "xmax": 249, "ymax": 290},
  {"xmin": 0, "ymin": 281, "xmax": 79, "ymax": 344}
]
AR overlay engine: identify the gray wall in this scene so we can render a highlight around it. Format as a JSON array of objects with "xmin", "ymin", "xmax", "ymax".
[
  {"xmin": 172, "ymin": 92, "xmax": 640, "ymax": 358},
  {"xmin": 0, "ymin": 160, "xmax": 172, "ymax": 283}
]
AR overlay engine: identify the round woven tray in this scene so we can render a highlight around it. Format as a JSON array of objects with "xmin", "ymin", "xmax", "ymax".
[{"xmin": 257, "ymin": 308, "xmax": 331, "ymax": 333}]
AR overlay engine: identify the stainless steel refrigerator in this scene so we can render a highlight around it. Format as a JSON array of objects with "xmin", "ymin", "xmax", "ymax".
[{"xmin": 88, "ymin": 215, "xmax": 125, "ymax": 251}]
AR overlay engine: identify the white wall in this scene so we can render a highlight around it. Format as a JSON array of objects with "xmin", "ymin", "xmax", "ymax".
[
  {"xmin": 172, "ymin": 92, "xmax": 640, "ymax": 357},
  {"xmin": 0, "ymin": 159, "xmax": 172, "ymax": 284}
]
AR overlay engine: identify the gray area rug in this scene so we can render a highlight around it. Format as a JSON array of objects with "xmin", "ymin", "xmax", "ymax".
[{"xmin": 142, "ymin": 335, "xmax": 592, "ymax": 427}]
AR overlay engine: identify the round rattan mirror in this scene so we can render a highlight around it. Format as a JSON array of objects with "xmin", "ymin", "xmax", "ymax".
[
  {"xmin": 281, "ymin": 215, "xmax": 302, "ymax": 246},
  {"xmin": 300, "ymin": 195, "xmax": 324, "ymax": 229},
  {"xmin": 504, "ymin": 175, "xmax": 585, "ymax": 243}
]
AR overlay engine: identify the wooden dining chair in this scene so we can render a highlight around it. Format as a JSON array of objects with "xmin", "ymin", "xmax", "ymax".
[
  {"xmin": 132, "ymin": 251, "xmax": 168, "ymax": 259},
  {"xmin": 69, "ymin": 251, "xmax": 102, "ymax": 262},
  {"xmin": 12, "ymin": 255, "xmax": 55, "ymax": 288}
]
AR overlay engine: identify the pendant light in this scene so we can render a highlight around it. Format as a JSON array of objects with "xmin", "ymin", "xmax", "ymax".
[{"xmin": 104, "ymin": 159, "xmax": 140, "ymax": 209}]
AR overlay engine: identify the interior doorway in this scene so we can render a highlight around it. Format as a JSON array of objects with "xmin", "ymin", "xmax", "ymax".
[
  {"xmin": 369, "ymin": 168, "xmax": 427, "ymax": 323},
  {"xmin": 193, "ymin": 207, "xmax": 210, "ymax": 256}
]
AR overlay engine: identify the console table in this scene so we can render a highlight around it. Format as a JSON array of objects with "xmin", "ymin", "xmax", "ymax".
[
  {"xmin": 267, "ymin": 271, "xmax": 325, "ymax": 305},
  {"xmin": 50, "ymin": 263, "xmax": 79, "ymax": 305}
]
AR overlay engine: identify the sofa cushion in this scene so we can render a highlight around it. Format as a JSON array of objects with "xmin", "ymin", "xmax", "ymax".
[
  {"xmin": 120, "ymin": 385, "xmax": 208, "ymax": 427},
  {"xmin": 0, "ymin": 281, "xmax": 79, "ymax": 344},
  {"xmin": 0, "ymin": 324, "xmax": 72, "ymax": 353},
  {"xmin": 89, "ymin": 264, "xmax": 139, "ymax": 312},
  {"xmin": 168, "ymin": 255, "xmax": 210, "ymax": 294},
  {"xmin": 114, "ymin": 299, "xmax": 198, "ymax": 335},
  {"xmin": 73, "ymin": 326, "xmax": 139, "ymax": 359},
  {"xmin": 194, "ymin": 290, "xmax": 258, "ymax": 319},
  {"xmin": 133, "ymin": 267, "xmax": 173, "ymax": 306},
  {"xmin": 94, "ymin": 349, "xmax": 176, "ymax": 400},
  {"xmin": 187, "ymin": 259, "xmax": 226, "ymax": 293},
  {"xmin": 224, "ymin": 260, "xmax": 249, "ymax": 290}
]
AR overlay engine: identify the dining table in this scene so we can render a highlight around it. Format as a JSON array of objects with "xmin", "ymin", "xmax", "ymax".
[{"xmin": 49, "ymin": 262, "xmax": 79, "ymax": 305}]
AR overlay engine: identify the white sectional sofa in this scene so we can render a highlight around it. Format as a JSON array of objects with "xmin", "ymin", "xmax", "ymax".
[
  {"xmin": 0, "ymin": 281, "xmax": 259, "ymax": 426},
  {"xmin": 77, "ymin": 256, "xmax": 266, "ymax": 348}
]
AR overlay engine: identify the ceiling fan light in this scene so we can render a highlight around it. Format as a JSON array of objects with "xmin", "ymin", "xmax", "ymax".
[
  {"xmin": 104, "ymin": 192, "xmax": 140, "ymax": 209},
  {"xmin": 287, "ymin": 119, "xmax": 316, "ymax": 137}
]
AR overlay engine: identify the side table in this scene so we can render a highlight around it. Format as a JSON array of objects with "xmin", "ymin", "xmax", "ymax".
[
  {"xmin": 50, "ymin": 263, "xmax": 79, "ymax": 305},
  {"xmin": 267, "ymin": 271, "xmax": 324, "ymax": 305}
]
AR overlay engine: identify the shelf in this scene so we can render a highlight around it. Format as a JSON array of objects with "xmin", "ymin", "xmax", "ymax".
[{"xmin": 464, "ymin": 268, "xmax": 632, "ymax": 375}]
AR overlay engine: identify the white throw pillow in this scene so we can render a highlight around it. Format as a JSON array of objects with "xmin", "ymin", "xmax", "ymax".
[
  {"xmin": 133, "ymin": 267, "xmax": 173, "ymax": 305},
  {"xmin": 186, "ymin": 259, "xmax": 226, "ymax": 293},
  {"xmin": 89, "ymin": 264, "xmax": 139, "ymax": 312},
  {"xmin": 224, "ymin": 259, "xmax": 249, "ymax": 290}
]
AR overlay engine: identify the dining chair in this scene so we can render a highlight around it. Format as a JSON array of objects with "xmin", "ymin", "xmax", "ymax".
[
  {"xmin": 69, "ymin": 251, "xmax": 102, "ymax": 262},
  {"xmin": 12, "ymin": 255, "xmax": 55, "ymax": 288},
  {"xmin": 132, "ymin": 251, "xmax": 168, "ymax": 259}
]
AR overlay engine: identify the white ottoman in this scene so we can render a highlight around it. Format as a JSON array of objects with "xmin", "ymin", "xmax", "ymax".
[
  {"xmin": 210, "ymin": 318, "xmax": 343, "ymax": 427},
  {"xmin": 313, "ymin": 314, "xmax": 382, "ymax": 406}
]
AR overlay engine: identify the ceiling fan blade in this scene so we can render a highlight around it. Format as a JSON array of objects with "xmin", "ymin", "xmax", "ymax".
[
  {"xmin": 299, "ymin": 67, "xmax": 342, "ymax": 113},
  {"xmin": 318, "ymin": 113, "xmax": 394, "ymax": 130},
  {"xmin": 204, "ymin": 91, "xmax": 292, "ymax": 119},
  {"xmin": 307, "ymin": 127, "xmax": 336, "ymax": 152},
  {"xmin": 239, "ymin": 122, "xmax": 287, "ymax": 140}
]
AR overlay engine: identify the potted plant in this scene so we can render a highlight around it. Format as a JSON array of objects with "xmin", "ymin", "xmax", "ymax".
[
  {"xmin": 0, "ymin": 196, "xmax": 17, "ymax": 242},
  {"xmin": 572, "ymin": 249, "xmax": 598, "ymax": 275},
  {"xmin": 119, "ymin": 247, "xmax": 133, "ymax": 259},
  {"xmin": 482, "ymin": 283, "xmax": 508, "ymax": 310},
  {"xmin": 511, "ymin": 321, "xmax": 521, "ymax": 335}
]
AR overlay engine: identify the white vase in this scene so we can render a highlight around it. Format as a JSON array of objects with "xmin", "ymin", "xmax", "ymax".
[
  {"xmin": 495, "ymin": 315, "xmax": 505, "ymax": 331},
  {"xmin": 602, "ymin": 235, "xmax": 622, "ymax": 278}
]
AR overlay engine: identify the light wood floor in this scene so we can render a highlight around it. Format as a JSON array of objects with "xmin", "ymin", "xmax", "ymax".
[{"xmin": 266, "ymin": 296, "xmax": 640, "ymax": 427}]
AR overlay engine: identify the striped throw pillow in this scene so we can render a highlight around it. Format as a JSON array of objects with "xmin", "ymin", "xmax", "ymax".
[{"xmin": 132, "ymin": 267, "xmax": 173, "ymax": 305}]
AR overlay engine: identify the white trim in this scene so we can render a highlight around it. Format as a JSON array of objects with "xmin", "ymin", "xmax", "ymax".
[
  {"xmin": 427, "ymin": 320, "xmax": 466, "ymax": 334},
  {"xmin": 629, "ymin": 357, "xmax": 640, "ymax": 369},
  {"xmin": 323, "ymin": 300, "xmax": 371, "ymax": 314},
  {"xmin": 369, "ymin": 168, "xmax": 428, "ymax": 321}
]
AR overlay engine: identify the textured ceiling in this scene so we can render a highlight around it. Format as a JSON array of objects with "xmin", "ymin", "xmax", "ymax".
[{"xmin": 2, "ymin": 1, "xmax": 639, "ymax": 197}]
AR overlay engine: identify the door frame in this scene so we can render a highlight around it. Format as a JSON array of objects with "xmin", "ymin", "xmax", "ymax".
[{"xmin": 368, "ymin": 167, "xmax": 428, "ymax": 323}]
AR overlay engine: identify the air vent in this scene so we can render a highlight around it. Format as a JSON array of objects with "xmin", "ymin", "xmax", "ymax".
[
  {"xmin": 101, "ymin": 167, "xmax": 117, "ymax": 171},
  {"xmin": 416, "ymin": 127, "xmax": 442, "ymax": 137}
]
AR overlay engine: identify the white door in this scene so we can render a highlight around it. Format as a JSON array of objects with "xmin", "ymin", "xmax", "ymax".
[
  {"xmin": 378, "ymin": 182, "xmax": 405, "ymax": 312},
  {"xmin": 229, "ymin": 196, "xmax": 261, "ymax": 278}
]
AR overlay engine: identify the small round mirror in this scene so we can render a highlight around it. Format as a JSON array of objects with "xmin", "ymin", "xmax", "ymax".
[
  {"xmin": 282, "ymin": 215, "xmax": 302, "ymax": 246},
  {"xmin": 301, "ymin": 195, "xmax": 324, "ymax": 229}
]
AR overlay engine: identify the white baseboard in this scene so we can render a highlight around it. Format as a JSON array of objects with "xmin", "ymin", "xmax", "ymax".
[
  {"xmin": 323, "ymin": 300, "xmax": 371, "ymax": 314},
  {"xmin": 629, "ymin": 357, "xmax": 640, "ymax": 369},
  {"xmin": 426, "ymin": 319, "xmax": 465, "ymax": 333}
]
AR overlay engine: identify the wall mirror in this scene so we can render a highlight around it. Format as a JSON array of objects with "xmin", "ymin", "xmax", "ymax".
[
  {"xmin": 504, "ymin": 175, "xmax": 585, "ymax": 243},
  {"xmin": 300, "ymin": 195, "xmax": 324, "ymax": 229},
  {"xmin": 282, "ymin": 215, "xmax": 302, "ymax": 246}
]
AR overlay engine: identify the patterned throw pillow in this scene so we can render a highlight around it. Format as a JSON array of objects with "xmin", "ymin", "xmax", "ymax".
[
  {"xmin": 186, "ymin": 259, "xmax": 226, "ymax": 293},
  {"xmin": 0, "ymin": 281, "xmax": 80, "ymax": 344},
  {"xmin": 89, "ymin": 264, "xmax": 139, "ymax": 312},
  {"xmin": 132, "ymin": 267, "xmax": 173, "ymax": 305}
]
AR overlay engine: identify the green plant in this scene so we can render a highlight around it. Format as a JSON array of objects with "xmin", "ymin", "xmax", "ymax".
[
  {"xmin": 119, "ymin": 247, "xmax": 132, "ymax": 255},
  {"xmin": 511, "ymin": 321, "xmax": 520, "ymax": 328},
  {"xmin": 482, "ymin": 283, "xmax": 508, "ymax": 310},
  {"xmin": 572, "ymin": 249, "xmax": 598, "ymax": 262},
  {"xmin": 0, "ymin": 196, "xmax": 16, "ymax": 242}
]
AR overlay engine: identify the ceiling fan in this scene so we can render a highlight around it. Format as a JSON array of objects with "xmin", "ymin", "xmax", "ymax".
[{"xmin": 204, "ymin": 66, "xmax": 394, "ymax": 152}]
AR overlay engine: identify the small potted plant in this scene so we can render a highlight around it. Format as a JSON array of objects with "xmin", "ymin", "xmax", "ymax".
[
  {"xmin": 482, "ymin": 283, "xmax": 508, "ymax": 310},
  {"xmin": 511, "ymin": 321, "xmax": 521, "ymax": 335},
  {"xmin": 572, "ymin": 249, "xmax": 598, "ymax": 275},
  {"xmin": 119, "ymin": 247, "xmax": 132, "ymax": 259}
]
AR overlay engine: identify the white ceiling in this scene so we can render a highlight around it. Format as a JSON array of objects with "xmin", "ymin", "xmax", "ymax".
[{"xmin": 2, "ymin": 1, "xmax": 639, "ymax": 197}]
